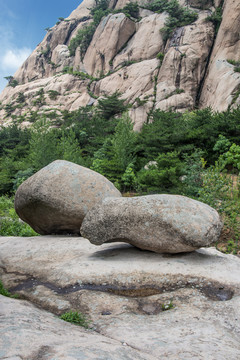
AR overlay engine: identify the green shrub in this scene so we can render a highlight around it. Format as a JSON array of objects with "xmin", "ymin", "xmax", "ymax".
[
  {"xmin": 206, "ymin": 7, "xmax": 222, "ymax": 33},
  {"xmin": 4, "ymin": 76, "xmax": 18, "ymax": 88},
  {"xmin": 0, "ymin": 280, "xmax": 18, "ymax": 298},
  {"xmin": 227, "ymin": 59, "xmax": 240, "ymax": 66},
  {"xmin": 97, "ymin": 92, "xmax": 128, "ymax": 119},
  {"xmin": 218, "ymin": 143, "xmax": 240, "ymax": 173},
  {"xmin": 13, "ymin": 168, "xmax": 35, "ymax": 191},
  {"xmin": 198, "ymin": 164, "xmax": 240, "ymax": 252},
  {"xmin": 33, "ymin": 88, "xmax": 45, "ymax": 107},
  {"xmin": 0, "ymin": 218, "xmax": 38, "ymax": 236},
  {"xmin": 137, "ymin": 151, "xmax": 184, "ymax": 193},
  {"xmin": 162, "ymin": 300, "xmax": 174, "ymax": 311},
  {"xmin": 231, "ymin": 87, "xmax": 240, "ymax": 106},
  {"xmin": 47, "ymin": 90, "xmax": 60, "ymax": 100},
  {"xmin": 69, "ymin": 24, "xmax": 96, "ymax": 59},
  {"xmin": 4, "ymin": 103, "xmax": 15, "ymax": 116},
  {"xmin": 213, "ymin": 134, "xmax": 231, "ymax": 155},
  {"xmin": 165, "ymin": 88, "xmax": 185, "ymax": 99},
  {"xmin": 0, "ymin": 196, "xmax": 38, "ymax": 236},
  {"xmin": 144, "ymin": 0, "xmax": 198, "ymax": 42},
  {"xmin": 122, "ymin": 163, "xmax": 137, "ymax": 190},
  {"xmin": 16, "ymin": 92, "xmax": 25, "ymax": 104},
  {"xmin": 60, "ymin": 310, "xmax": 89, "ymax": 328},
  {"xmin": 122, "ymin": 2, "xmax": 139, "ymax": 19},
  {"xmin": 40, "ymin": 46, "xmax": 51, "ymax": 59},
  {"xmin": 181, "ymin": 149, "xmax": 206, "ymax": 198},
  {"xmin": 156, "ymin": 52, "xmax": 164, "ymax": 61}
]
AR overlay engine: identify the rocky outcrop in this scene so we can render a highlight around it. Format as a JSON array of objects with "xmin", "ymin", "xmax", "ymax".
[
  {"xmin": 199, "ymin": 0, "xmax": 240, "ymax": 110},
  {"xmin": 14, "ymin": 160, "xmax": 121, "ymax": 235},
  {"xmin": 84, "ymin": 13, "xmax": 136, "ymax": 76},
  {"xmin": 80, "ymin": 195, "xmax": 222, "ymax": 253},
  {"xmin": 0, "ymin": 0, "xmax": 239, "ymax": 127},
  {"xmin": 155, "ymin": 11, "xmax": 215, "ymax": 112},
  {"xmin": 94, "ymin": 58, "xmax": 159, "ymax": 102},
  {"xmin": 112, "ymin": 12, "xmax": 167, "ymax": 68},
  {"xmin": 1, "ymin": 236, "xmax": 240, "ymax": 359}
]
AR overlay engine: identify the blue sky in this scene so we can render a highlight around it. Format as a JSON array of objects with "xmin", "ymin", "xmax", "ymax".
[{"xmin": 0, "ymin": 0, "xmax": 83, "ymax": 92}]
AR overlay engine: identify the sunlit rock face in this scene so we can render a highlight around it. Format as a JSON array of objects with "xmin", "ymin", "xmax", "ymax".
[
  {"xmin": 199, "ymin": 0, "xmax": 240, "ymax": 111},
  {"xmin": 0, "ymin": 0, "xmax": 239, "ymax": 127}
]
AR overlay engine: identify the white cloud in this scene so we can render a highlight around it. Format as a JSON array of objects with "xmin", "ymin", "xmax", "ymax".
[
  {"xmin": 0, "ymin": 47, "xmax": 32, "ymax": 92},
  {"xmin": 1, "ymin": 47, "xmax": 32, "ymax": 71}
]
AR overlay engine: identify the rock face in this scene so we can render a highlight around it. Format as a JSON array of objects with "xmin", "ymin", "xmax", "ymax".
[
  {"xmin": 14, "ymin": 160, "xmax": 121, "ymax": 235},
  {"xmin": 1, "ymin": 236, "xmax": 240, "ymax": 359},
  {"xmin": 84, "ymin": 13, "xmax": 136, "ymax": 76},
  {"xmin": 80, "ymin": 195, "xmax": 222, "ymax": 253},
  {"xmin": 0, "ymin": 0, "xmax": 239, "ymax": 127},
  {"xmin": 199, "ymin": 0, "xmax": 240, "ymax": 110}
]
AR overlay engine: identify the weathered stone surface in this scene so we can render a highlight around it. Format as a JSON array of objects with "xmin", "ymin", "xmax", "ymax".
[
  {"xmin": 154, "ymin": 11, "xmax": 215, "ymax": 113},
  {"xmin": 0, "ymin": 236, "xmax": 240, "ymax": 359},
  {"xmin": 14, "ymin": 160, "xmax": 121, "ymax": 235},
  {"xmin": 81, "ymin": 195, "xmax": 222, "ymax": 253},
  {"xmin": 0, "ymin": 295, "xmax": 155, "ymax": 360},
  {"xmin": 0, "ymin": 73, "xmax": 92, "ymax": 120},
  {"xmin": 84, "ymin": 13, "xmax": 136, "ymax": 77},
  {"xmin": 200, "ymin": 0, "xmax": 240, "ymax": 110},
  {"xmin": 94, "ymin": 58, "xmax": 159, "ymax": 103},
  {"xmin": 68, "ymin": 0, "xmax": 95, "ymax": 19},
  {"xmin": 113, "ymin": 13, "xmax": 167, "ymax": 68}
]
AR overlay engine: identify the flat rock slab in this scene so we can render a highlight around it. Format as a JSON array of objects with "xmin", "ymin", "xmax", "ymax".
[
  {"xmin": 0, "ymin": 295, "xmax": 155, "ymax": 360},
  {"xmin": 0, "ymin": 236, "xmax": 240, "ymax": 359}
]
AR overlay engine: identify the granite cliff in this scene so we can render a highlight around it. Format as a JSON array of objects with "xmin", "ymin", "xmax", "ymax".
[{"xmin": 0, "ymin": 0, "xmax": 239, "ymax": 129}]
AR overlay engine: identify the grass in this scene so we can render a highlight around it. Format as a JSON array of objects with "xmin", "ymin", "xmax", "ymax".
[
  {"xmin": 227, "ymin": 59, "xmax": 240, "ymax": 73},
  {"xmin": 227, "ymin": 59, "xmax": 240, "ymax": 66},
  {"xmin": 0, "ymin": 196, "xmax": 38, "ymax": 236},
  {"xmin": 0, "ymin": 280, "xmax": 18, "ymax": 298},
  {"xmin": 60, "ymin": 310, "xmax": 90, "ymax": 328},
  {"xmin": 162, "ymin": 300, "xmax": 174, "ymax": 311}
]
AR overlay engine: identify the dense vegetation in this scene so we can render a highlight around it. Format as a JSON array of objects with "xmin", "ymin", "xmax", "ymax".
[{"xmin": 0, "ymin": 92, "xmax": 240, "ymax": 252}]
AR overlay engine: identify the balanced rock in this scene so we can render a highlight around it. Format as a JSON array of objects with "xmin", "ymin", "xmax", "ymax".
[
  {"xmin": 15, "ymin": 160, "xmax": 121, "ymax": 235},
  {"xmin": 81, "ymin": 195, "xmax": 223, "ymax": 253}
]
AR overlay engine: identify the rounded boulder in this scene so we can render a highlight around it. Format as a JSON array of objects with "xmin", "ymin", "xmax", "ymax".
[
  {"xmin": 15, "ymin": 160, "xmax": 121, "ymax": 235},
  {"xmin": 81, "ymin": 194, "xmax": 223, "ymax": 253}
]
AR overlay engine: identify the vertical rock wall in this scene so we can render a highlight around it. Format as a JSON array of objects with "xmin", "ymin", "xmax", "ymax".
[{"xmin": 199, "ymin": 0, "xmax": 240, "ymax": 110}]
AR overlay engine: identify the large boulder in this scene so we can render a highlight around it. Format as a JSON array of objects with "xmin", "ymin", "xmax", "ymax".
[
  {"xmin": 14, "ymin": 160, "xmax": 121, "ymax": 235},
  {"xmin": 80, "ymin": 194, "xmax": 223, "ymax": 253}
]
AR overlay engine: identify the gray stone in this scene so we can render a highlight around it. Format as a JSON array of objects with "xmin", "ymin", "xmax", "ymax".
[
  {"xmin": 14, "ymin": 160, "xmax": 121, "ymax": 235},
  {"xmin": 0, "ymin": 295, "xmax": 155, "ymax": 360},
  {"xmin": 81, "ymin": 194, "xmax": 223, "ymax": 253}
]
